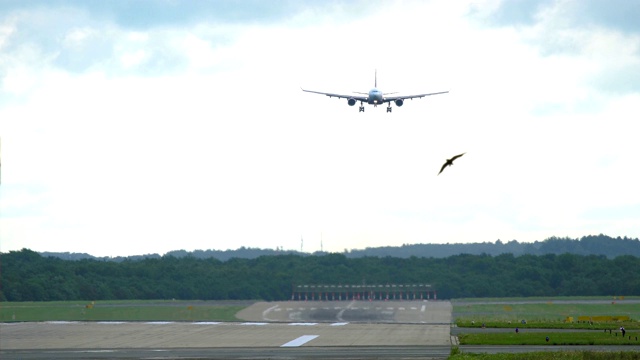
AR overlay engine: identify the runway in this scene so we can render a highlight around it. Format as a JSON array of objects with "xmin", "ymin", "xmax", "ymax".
[
  {"xmin": 236, "ymin": 300, "xmax": 452, "ymax": 324},
  {"xmin": 1, "ymin": 346, "xmax": 452, "ymax": 359},
  {"xmin": 1, "ymin": 300, "xmax": 453, "ymax": 359}
]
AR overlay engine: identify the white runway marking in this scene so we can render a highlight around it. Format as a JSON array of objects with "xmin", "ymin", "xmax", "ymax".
[
  {"xmin": 331, "ymin": 322, "xmax": 349, "ymax": 326},
  {"xmin": 262, "ymin": 304, "xmax": 279, "ymax": 321},
  {"xmin": 145, "ymin": 322, "xmax": 173, "ymax": 325},
  {"xmin": 421, "ymin": 305, "xmax": 426, "ymax": 312},
  {"xmin": 192, "ymin": 322, "xmax": 221, "ymax": 325},
  {"xmin": 281, "ymin": 335, "xmax": 319, "ymax": 347},
  {"xmin": 241, "ymin": 322, "xmax": 267, "ymax": 326},
  {"xmin": 289, "ymin": 323, "xmax": 318, "ymax": 326},
  {"xmin": 336, "ymin": 300, "xmax": 355, "ymax": 322}
]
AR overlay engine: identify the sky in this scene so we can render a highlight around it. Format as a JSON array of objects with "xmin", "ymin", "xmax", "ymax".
[{"xmin": 1, "ymin": 0, "xmax": 639, "ymax": 257}]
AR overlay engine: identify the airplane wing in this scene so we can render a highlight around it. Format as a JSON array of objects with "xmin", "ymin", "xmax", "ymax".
[
  {"xmin": 384, "ymin": 91, "xmax": 449, "ymax": 102},
  {"xmin": 301, "ymin": 88, "xmax": 368, "ymax": 102}
]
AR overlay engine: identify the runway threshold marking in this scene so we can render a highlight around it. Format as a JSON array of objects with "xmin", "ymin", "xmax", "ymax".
[
  {"xmin": 421, "ymin": 305, "xmax": 426, "ymax": 312},
  {"xmin": 281, "ymin": 335, "xmax": 319, "ymax": 347}
]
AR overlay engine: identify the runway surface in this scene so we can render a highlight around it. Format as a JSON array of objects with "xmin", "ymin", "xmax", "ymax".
[
  {"xmin": 1, "ymin": 300, "xmax": 452, "ymax": 359},
  {"xmin": 236, "ymin": 300, "xmax": 452, "ymax": 324}
]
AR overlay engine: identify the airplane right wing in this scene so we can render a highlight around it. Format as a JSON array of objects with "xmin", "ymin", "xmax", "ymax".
[
  {"xmin": 301, "ymin": 88, "xmax": 368, "ymax": 102},
  {"xmin": 384, "ymin": 91, "xmax": 449, "ymax": 102}
]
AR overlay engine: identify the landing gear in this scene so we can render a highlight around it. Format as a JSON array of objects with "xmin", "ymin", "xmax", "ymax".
[
  {"xmin": 386, "ymin": 106, "xmax": 392, "ymax": 113},
  {"xmin": 359, "ymin": 102, "xmax": 365, "ymax": 112}
]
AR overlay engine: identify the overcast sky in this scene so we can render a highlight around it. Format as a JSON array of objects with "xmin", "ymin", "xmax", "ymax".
[{"xmin": 1, "ymin": 0, "xmax": 639, "ymax": 257}]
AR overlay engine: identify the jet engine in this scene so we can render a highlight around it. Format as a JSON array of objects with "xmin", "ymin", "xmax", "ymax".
[
  {"xmin": 394, "ymin": 99, "xmax": 404, "ymax": 107},
  {"xmin": 347, "ymin": 98, "xmax": 357, "ymax": 106}
]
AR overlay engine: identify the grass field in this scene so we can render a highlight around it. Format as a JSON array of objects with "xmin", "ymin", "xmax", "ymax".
[
  {"xmin": 0, "ymin": 300, "xmax": 245, "ymax": 322},
  {"xmin": 452, "ymin": 298, "xmax": 640, "ymax": 358},
  {"xmin": 459, "ymin": 331, "xmax": 640, "ymax": 345},
  {"xmin": 449, "ymin": 349, "xmax": 640, "ymax": 360},
  {"xmin": 455, "ymin": 296, "xmax": 640, "ymax": 302},
  {"xmin": 454, "ymin": 301, "xmax": 640, "ymax": 330}
]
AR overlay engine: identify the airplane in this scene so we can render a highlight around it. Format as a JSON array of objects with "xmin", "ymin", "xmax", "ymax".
[{"xmin": 301, "ymin": 70, "xmax": 448, "ymax": 112}]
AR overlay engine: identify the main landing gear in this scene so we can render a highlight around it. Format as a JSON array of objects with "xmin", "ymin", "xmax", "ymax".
[
  {"xmin": 359, "ymin": 101, "xmax": 365, "ymax": 112},
  {"xmin": 386, "ymin": 106, "xmax": 392, "ymax": 113}
]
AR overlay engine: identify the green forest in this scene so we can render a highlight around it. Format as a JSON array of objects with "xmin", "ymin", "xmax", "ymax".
[
  {"xmin": 39, "ymin": 235, "xmax": 640, "ymax": 261},
  {"xmin": 2, "ymin": 249, "xmax": 639, "ymax": 302}
]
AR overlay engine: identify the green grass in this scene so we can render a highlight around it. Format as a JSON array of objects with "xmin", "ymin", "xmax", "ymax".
[
  {"xmin": 459, "ymin": 331, "xmax": 640, "ymax": 346},
  {"xmin": 448, "ymin": 351, "xmax": 640, "ymax": 360},
  {"xmin": 456, "ymin": 320, "xmax": 640, "ymax": 330},
  {"xmin": 454, "ymin": 302, "xmax": 640, "ymax": 330},
  {"xmin": 0, "ymin": 300, "xmax": 245, "ymax": 322},
  {"xmin": 455, "ymin": 296, "xmax": 640, "ymax": 302}
]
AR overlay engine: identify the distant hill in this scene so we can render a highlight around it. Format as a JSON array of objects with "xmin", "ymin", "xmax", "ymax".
[
  {"xmin": 344, "ymin": 235, "xmax": 640, "ymax": 259},
  {"xmin": 38, "ymin": 234, "xmax": 639, "ymax": 262},
  {"xmin": 39, "ymin": 247, "xmax": 303, "ymax": 262}
]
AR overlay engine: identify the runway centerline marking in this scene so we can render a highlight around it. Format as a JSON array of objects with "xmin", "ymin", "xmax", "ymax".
[
  {"xmin": 281, "ymin": 335, "xmax": 319, "ymax": 347},
  {"xmin": 421, "ymin": 305, "xmax": 426, "ymax": 312}
]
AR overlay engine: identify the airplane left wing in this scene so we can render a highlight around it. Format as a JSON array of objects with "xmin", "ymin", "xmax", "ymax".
[
  {"xmin": 301, "ymin": 88, "xmax": 368, "ymax": 102},
  {"xmin": 384, "ymin": 91, "xmax": 449, "ymax": 102}
]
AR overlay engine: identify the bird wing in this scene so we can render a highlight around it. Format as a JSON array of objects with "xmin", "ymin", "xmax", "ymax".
[
  {"xmin": 437, "ymin": 162, "xmax": 448, "ymax": 175},
  {"xmin": 450, "ymin": 152, "xmax": 466, "ymax": 161}
]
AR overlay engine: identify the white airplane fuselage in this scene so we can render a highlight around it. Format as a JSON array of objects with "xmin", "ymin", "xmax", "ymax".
[{"xmin": 367, "ymin": 88, "xmax": 384, "ymax": 105}]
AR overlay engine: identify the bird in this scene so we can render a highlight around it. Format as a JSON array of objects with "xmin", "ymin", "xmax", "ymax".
[{"xmin": 438, "ymin": 152, "xmax": 465, "ymax": 175}]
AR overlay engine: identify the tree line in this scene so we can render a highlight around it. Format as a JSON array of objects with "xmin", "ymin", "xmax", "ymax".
[
  {"xmin": 2, "ymin": 249, "xmax": 639, "ymax": 302},
  {"xmin": 40, "ymin": 235, "xmax": 640, "ymax": 262}
]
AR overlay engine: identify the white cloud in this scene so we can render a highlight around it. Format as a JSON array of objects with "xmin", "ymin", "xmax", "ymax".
[{"xmin": 1, "ymin": 0, "xmax": 639, "ymax": 256}]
